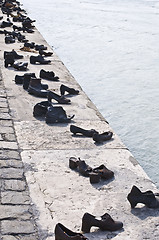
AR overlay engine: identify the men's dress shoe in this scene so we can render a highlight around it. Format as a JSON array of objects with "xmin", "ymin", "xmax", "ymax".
[
  {"xmin": 24, "ymin": 42, "xmax": 35, "ymax": 48},
  {"xmin": 93, "ymin": 131, "xmax": 113, "ymax": 143},
  {"xmin": 0, "ymin": 20, "xmax": 13, "ymax": 28},
  {"xmin": 13, "ymin": 61, "xmax": 28, "ymax": 71},
  {"xmin": 4, "ymin": 49, "xmax": 23, "ymax": 59},
  {"xmin": 35, "ymin": 44, "xmax": 47, "ymax": 51},
  {"xmin": 70, "ymin": 125, "xmax": 98, "ymax": 137},
  {"xmin": 33, "ymin": 101, "xmax": 52, "ymax": 117},
  {"xmin": 127, "ymin": 185, "xmax": 159, "ymax": 208},
  {"xmin": 48, "ymin": 91, "xmax": 71, "ymax": 104},
  {"xmin": 82, "ymin": 212, "xmax": 123, "ymax": 233},
  {"xmin": 22, "ymin": 27, "xmax": 34, "ymax": 33},
  {"xmin": 45, "ymin": 106, "xmax": 74, "ymax": 124},
  {"xmin": 60, "ymin": 84, "xmax": 79, "ymax": 95},
  {"xmin": 55, "ymin": 223, "xmax": 87, "ymax": 240},
  {"xmin": 15, "ymin": 73, "xmax": 35, "ymax": 85},
  {"xmin": 28, "ymin": 78, "xmax": 49, "ymax": 97},
  {"xmin": 40, "ymin": 69, "xmax": 59, "ymax": 81},
  {"xmin": 23, "ymin": 73, "xmax": 36, "ymax": 89},
  {"xmin": 93, "ymin": 164, "xmax": 114, "ymax": 180},
  {"xmin": 39, "ymin": 49, "xmax": 53, "ymax": 56},
  {"xmin": 30, "ymin": 55, "xmax": 51, "ymax": 64},
  {"xmin": 5, "ymin": 35, "xmax": 15, "ymax": 43}
]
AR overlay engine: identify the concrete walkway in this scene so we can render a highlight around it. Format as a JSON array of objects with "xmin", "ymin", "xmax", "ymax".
[{"xmin": 0, "ymin": 3, "xmax": 159, "ymax": 240}]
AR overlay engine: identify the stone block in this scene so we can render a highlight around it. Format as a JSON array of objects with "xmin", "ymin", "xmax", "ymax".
[
  {"xmin": 1, "ymin": 220, "xmax": 36, "ymax": 234},
  {"xmin": 1, "ymin": 191, "xmax": 31, "ymax": 205},
  {"xmin": 0, "ymin": 141, "xmax": 18, "ymax": 150},
  {"xmin": 0, "ymin": 168, "xmax": 24, "ymax": 179},
  {"xmin": 0, "ymin": 150, "xmax": 20, "ymax": 160},
  {"xmin": 2, "ymin": 236, "xmax": 17, "ymax": 240},
  {"xmin": 0, "ymin": 205, "xmax": 32, "ymax": 220},
  {"xmin": 0, "ymin": 160, "xmax": 23, "ymax": 168},
  {"xmin": 2, "ymin": 133, "xmax": 16, "ymax": 142},
  {"xmin": 0, "ymin": 126, "xmax": 14, "ymax": 134},
  {"xmin": 3, "ymin": 179, "xmax": 26, "ymax": 191},
  {"xmin": 0, "ymin": 120, "xmax": 13, "ymax": 127},
  {"xmin": 0, "ymin": 103, "xmax": 9, "ymax": 110}
]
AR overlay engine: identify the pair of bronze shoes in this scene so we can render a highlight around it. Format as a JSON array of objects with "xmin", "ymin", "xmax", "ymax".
[
  {"xmin": 69, "ymin": 157, "xmax": 114, "ymax": 184},
  {"xmin": 55, "ymin": 213, "xmax": 123, "ymax": 239},
  {"xmin": 70, "ymin": 125, "xmax": 113, "ymax": 143}
]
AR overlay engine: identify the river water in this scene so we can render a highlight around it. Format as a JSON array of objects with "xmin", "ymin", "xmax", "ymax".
[{"xmin": 20, "ymin": 0, "xmax": 159, "ymax": 188}]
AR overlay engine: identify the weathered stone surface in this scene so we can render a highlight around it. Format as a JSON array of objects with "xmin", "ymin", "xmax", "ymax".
[
  {"xmin": 2, "ymin": 133, "xmax": 16, "ymax": 142},
  {"xmin": 0, "ymin": 205, "xmax": 32, "ymax": 220},
  {"xmin": 15, "ymin": 120, "xmax": 126, "ymax": 150},
  {"xmin": 0, "ymin": 108, "xmax": 8, "ymax": 113},
  {"xmin": 0, "ymin": 126, "xmax": 14, "ymax": 134},
  {"xmin": 2, "ymin": 235, "xmax": 39, "ymax": 240},
  {"xmin": 0, "ymin": 160, "xmax": 23, "ymax": 168},
  {"xmin": 0, "ymin": 102, "xmax": 8, "ymax": 108},
  {"xmin": 2, "ymin": 236, "xmax": 17, "ymax": 240},
  {"xmin": 1, "ymin": 220, "xmax": 36, "ymax": 234},
  {"xmin": 0, "ymin": 120, "xmax": 13, "ymax": 127},
  {"xmin": 0, "ymin": 113, "xmax": 11, "ymax": 120},
  {"xmin": 0, "ymin": 168, "xmax": 24, "ymax": 179},
  {"xmin": 1, "ymin": 191, "xmax": 31, "ymax": 205},
  {"xmin": 22, "ymin": 149, "xmax": 159, "ymax": 239},
  {"xmin": 0, "ymin": 141, "xmax": 18, "ymax": 150},
  {"xmin": 0, "ymin": 134, "xmax": 3, "ymax": 140},
  {"xmin": 3, "ymin": 179, "xmax": 26, "ymax": 191},
  {"xmin": 17, "ymin": 234, "xmax": 39, "ymax": 240},
  {"xmin": 0, "ymin": 150, "xmax": 20, "ymax": 160}
]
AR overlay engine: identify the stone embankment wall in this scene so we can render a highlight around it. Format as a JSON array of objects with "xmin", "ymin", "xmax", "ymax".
[{"xmin": 0, "ymin": 1, "xmax": 159, "ymax": 240}]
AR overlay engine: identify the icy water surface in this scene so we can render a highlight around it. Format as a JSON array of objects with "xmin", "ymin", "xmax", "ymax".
[{"xmin": 21, "ymin": 0, "xmax": 159, "ymax": 187}]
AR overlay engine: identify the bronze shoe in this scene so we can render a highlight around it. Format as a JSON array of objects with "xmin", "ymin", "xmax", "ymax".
[
  {"xmin": 82, "ymin": 212, "xmax": 123, "ymax": 233},
  {"xmin": 55, "ymin": 223, "xmax": 88, "ymax": 240}
]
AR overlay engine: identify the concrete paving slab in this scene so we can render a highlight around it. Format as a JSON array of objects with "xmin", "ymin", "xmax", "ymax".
[
  {"xmin": 21, "ymin": 149, "xmax": 159, "ymax": 240},
  {"xmin": 14, "ymin": 120, "xmax": 125, "ymax": 150}
]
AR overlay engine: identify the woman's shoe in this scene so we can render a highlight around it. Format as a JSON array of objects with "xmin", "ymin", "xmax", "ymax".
[
  {"xmin": 82, "ymin": 212, "xmax": 123, "ymax": 233},
  {"xmin": 70, "ymin": 125, "xmax": 98, "ymax": 137},
  {"xmin": 30, "ymin": 55, "xmax": 51, "ymax": 64},
  {"xmin": 55, "ymin": 223, "xmax": 87, "ymax": 240},
  {"xmin": 93, "ymin": 164, "xmax": 114, "ymax": 180},
  {"xmin": 93, "ymin": 131, "xmax": 113, "ymax": 143},
  {"xmin": 48, "ymin": 91, "xmax": 71, "ymax": 104},
  {"xmin": 33, "ymin": 101, "xmax": 52, "ymax": 117},
  {"xmin": 45, "ymin": 106, "xmax": 74, "ymax": 124},
  {"xmin": 69, "ymin": 157, "xmax": 93, "ymax": 178},
  {"xmin": 127, "ymin": 185, "xmax": 159, "ymax": 208},
  {"xmin": 39, "ymin": 49, "xmax": 53, "ymax": 56},
  {"xmin": 35, "ymin": 44, "xmax": 47, "ymax": 51},
  {"xmin": 78, "ymin": 159, "xmax": 92, "ymax": 177},
  {"xmin": 4, "ymin": 49, "xmax": 23, "ymax": 59},
  {"xmin": 40, "ymin": 69, "xmax": 59, "ymax": 81},
  {"xmin": 60, "ymin": 84, "xmax": 79, "ymax": 95}
]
